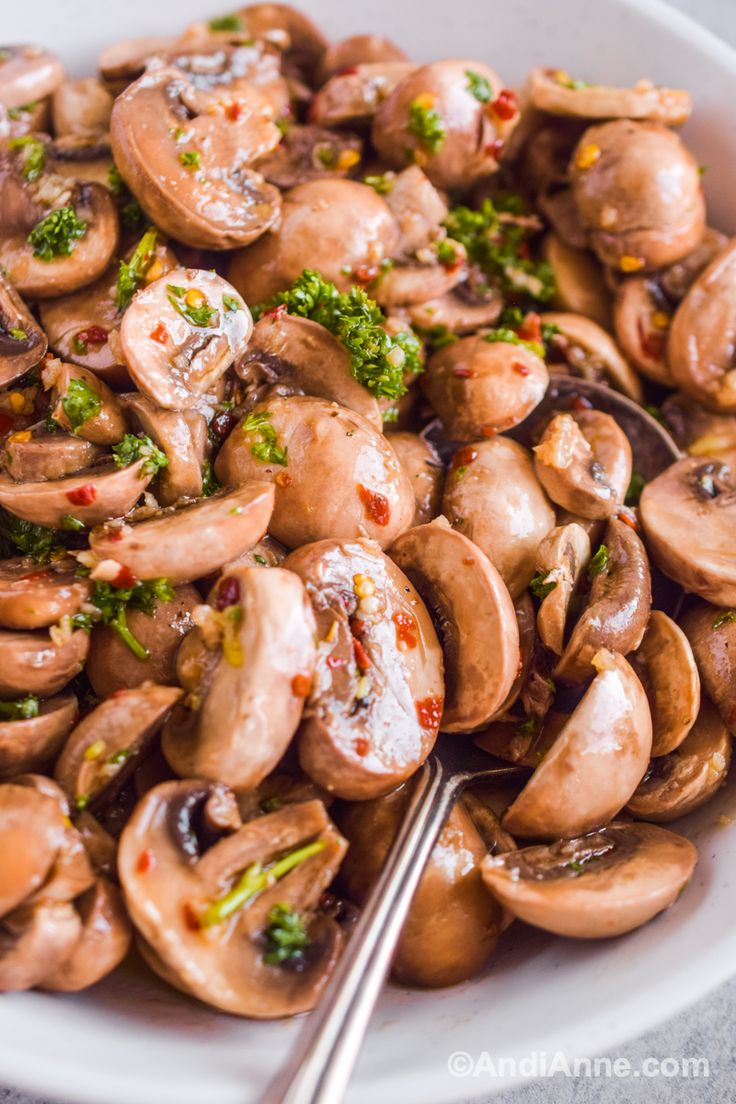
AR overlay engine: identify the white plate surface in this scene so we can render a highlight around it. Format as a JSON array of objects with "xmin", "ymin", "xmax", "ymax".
[{"xmin": 2, "ymin": 1, "xmax": 736, "ymax": 1101}]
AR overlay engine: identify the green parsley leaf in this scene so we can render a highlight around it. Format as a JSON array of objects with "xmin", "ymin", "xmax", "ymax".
[
  {"xmin": 115, "ymin": 227, "xmax": 159, "ymax": 311},
  {"xmin": 28, "ymin": 206, "xmax": 87, "ymax": 262},
  {"xmin": 483, "ymin": 327, "xmax": 544, "ymax": 357},
  {"xmin": 166, "ymin": 284, "xmax": 217, "ymax": 327},
  {"xmin": 588, "ymin": 544, "xmax": 609, "ymax": 578},
  {"xmin": 179, "ymin": 149, "xmax": 202, "ymax": 170},
  {"xmin": 222, "ymin": 293, "xmax": 241, "ymax": 312},
  {"xmin": 412, "ymin": 323, "xmax": 458, "ymax": 352},
  {"xmin": 61, "ymin": 377, "xmax": 102, "ymax": 431},
  {"xmin": 200, "ymin": 458, "xmax": 220, "ymax": 497},
  {"xmin": 86, "ymin": 577, "xmax": 174, "ymax": 659},
  {"xmin": 107, "ymin": 164, "xmax": 125, "ymax": 197},
  {"xmin": 8, "ymin": 327, "xmax": 27, "ymax": 341},
  {"xmin": 111, "ymin": 433, "xmax": 169, "ymax": 476},
  {"xmin": 644, "ymin": 403, "xmax": 666, "ymax": 426},
  {"xmin": 436, "ymin": 238, "xmax": 460, "ymax": 266},
  {"xmin": 241, "ymin": 410, "xmax": 288, "ymax": 466},
  {"xmin": 315, "ymin": 145, "xmax": 336, "ymax": 168},
  {"xmin": 515, "ymin": 714, "xmax": 538, "ymax": 738},
  {"xmin": 363, "ymin": 173, "xmax": 395, "ymax": 195},
  {"xmin": 408, "ymin": 98, "xmax": 445, "ymax": 154},
  {"xmin": 263, "ymin": 903, "xmax": 310, "ymax": 966},
  {"xmin": 0, "ymin": 694, "xmax": 40, "ymax": 721},
  {"xmin": 465, "ymin": 68, "xmax": 493, "ymax": 103},
  {"xmin": 713, "ymin": 610, "xmax": 736, "ymax": 630},
  {"xmin": 208, "ymin": 12, "xmax": 242, "ymax": 30},
  {"xmin": 8, "ymin": 135, "xmax": 46, "ymax": 181},
  {"xmin": 0, "ymin": 511, "xmax": 66, "ymax": 563},
  {"xmin": 60, "ymin": 514, "xmax": 85, "ymax": 532},
  {"xmin": 530, "ymin": 574, "xmax": 558, "ymax": 599},
  {"xmin": 626, "ymin": 472, "xmax": 646, "ymax": 506}
]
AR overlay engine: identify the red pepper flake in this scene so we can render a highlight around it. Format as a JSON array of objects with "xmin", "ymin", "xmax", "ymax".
[
  {"xmin": 291, "ymin": 673, "xmax": 311, "ymax": 697},
  {"xmin": 349, "ymin": 617, "xmax": 365, "ymax": 638},
  {"xmin": 481, "ymin": 426, "xmax": 497, "ymax": 437},
  {"xmin": 21, "ymin": 567, "xmax": 54, "ymax": 581},
  {"xmin": 66, "ymin": 482, "xmax": 96, "ymax": 506},
  {"xmin": 354, "ymin": 736, "xmax": 370, "ymax": 757},
  {"xmin": 453, "ymin": 366, "xmax": 476, "ymax": 379},
  {"xmin": 353, "ymin": 263, "xmax": 381, "ymax": 284},
  {"xmin": 182, "ymin": 902, "xmax": 200, "ymax": 931},
  {"xmin": 485, "ymin": 138, "xmax": 504, "ymax": 160},
  {"xmin": 637, "ymin": 319, "xmax": 666, "ymax": 360},
  {"xmin": 327, "ymin": 655, "xmax": 347, "ymax": 670},
  {"xmin": 512, "ymin": 361, "xmax": 530, "ymax": 376},
  {"xmin": 451, "ymin": 445, "xmax": 478, "ymax": 471},
  {"xmin": 275, "ymin": 470, "xmax": 293, "ymax": 487},
  {"xmin": 215, "ymin": 576, "xmax": 240, "ymax": 610},
  {"xmin": 352, "ymin": 637, "xmax": 371, "ymax": 671},
  {"xmin": 517, "ymin": 311, "xmax": 542, "ymax": 344},
  {"xmin": 490, "ymin": 88, "xmax": 517, "ymax": 120},
  {"xmin": 0, "ymin": 411, "xmax": 13, "ymax": 436},
  {"xmin": 263, "ymin": 303, "xmax": 287, "ymax": 320},
  {"xmin": 617, "ymin": 510, "xmax": 640, "ymax": 532},
  {"xmin": 76, "ymin": 325, "xmax": 108, "ymax": 346},
  {"xmin": 517, "ymin": 240, "xmax": 531, "ymax": 261},
  {"xmin": 357, "ymin": 483, "xmax": 390, "ymax": 527},
  {"xmin": 337, "ymin": 65, "xmax": 359, "ymax": 76},
  {"xmin": 136, "ymin": 849, "xmax": 155, "ymax": 874},
  {"xmin": 225, "ymin": 100, "xmax": 245, "ymax": 122},
  {"xmin": 114, "ymin": 565, "xmax": 137, "ymax": 588},
  {"xmin": 108, "ymin": 528, "xmax": 124, "ymax": 543},
  {"xmin": 570, "ymin": 395, "xmax": 593, "ymax": 412},
  {"xmin": 150, "ymin": 322, "xmax": 169, "ymax": 345},
  {"xmin": 109, "ymin": 689, "xmax": 129, "ymax": 698},
  {"xmin": 393, "ymin": 610, "xmax": 418, "ymax": 650},
  {"xmin": 462, "ymin": 557, "xmax": 475, "ymax": 566},
  {"xmin": 415, "ymin": 695, "xmax": 443, "ymax": 730}
]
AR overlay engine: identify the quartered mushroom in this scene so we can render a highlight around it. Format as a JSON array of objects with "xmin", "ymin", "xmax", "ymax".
[
  {"xmin": 228, "ymin": 179, "xmax": 399, "ymax": 303},
  {"xmin": 0, "ymin": 692, "xmax": 78, "ymax": 779},
  {"xmin": 215, "ymin": 396, "xmax": 415, "ymax": 549},
  {"xmin": 4, "ymin": 431, "xmax": 103, "ymax": 483},
  {"xmin": 502, "ymin": 649, "xmax": 652, "ymax": 839},
  {"xmin": 533, "ymin": 522, "xmax": 591, "ymax": 655},
  {"xmin": 284, "ymin": 538, "xmax": 444, "ymax": 799},
  {"xmin": 311, "ymin": 62, "xmax": 417, "ymax": 127},
  {"xmin": 110, "ymin": 66, "xmax": 282, "ymax": 249},
  {"xmin": 628, "ymin": 696, "xmax": 731, "ymax": 822},
  {"xmin": 527, "ymin": 67, "xmax": 692, "ymax": 125},
  {"xmin": 118, "ymin": 782, "xmax": 347, "ymax": 1017},
  {"xmin": 542, "ymin": 312, "xmax": 642, "ymax": 401},
  {"xmin": 0, "ymin": 556, "xmax": 90, "ymax": 629},
  {"xmin": 119, "ymin": 394, "xmax": 206, "ymax": 505},
  {"xmin": 163, "ymin": 566, "xmax": 315, "ymax": 790},
  {"xmin": 630, "ymin": 610, "xmax": 700, "ymax": 756},
  {"xmin": 569, "ymin": 120, "xmax": 705, "ymax": 272},
  {"xmin": 541, "ymin": 233, "xmax": 611, "ymax": 330},
  {"xmin": 556, "ymin": 517, "xmax": 652, "ymax": 683},
  {"xmin": 422, "ymin": 334, "xmax": 548, "ymax": 440},
  {"xmin": 0, "ymin": 45, "xmax": 64, "ymax": 110},
  {"xmin": 42, "ymin": 359, "xmax": 127, "ymax": 446},
  {"xmin": 52, "ymin": 77, "xmax": 113, "ymax": 140},
  {"xmin": 387, "ymin": 432, "xmax": 443, "ymax": 525},
  {"xmin": 256, "ymin": 124, "xmax": 363, "ymax": 190},
  {"xmin": 639, "ymin": 458, "xmax": 736, "ymax": 605},
  {"xmin": 533, "ymin": 409, "xmax": 632, "ymax": 519},
  {"xmin": 55, "ymin": 682, "xmax": 183, "ymax": 814},
  {"xmin": 316, "ymin": 33, "xmax": 408, "ymax": 85},
  {"xmin": 87, "ymin": 482, "xmax": 275, "ymax": 584},
  {"xmin": 679, "ymin": 601, "xmax": 736, "ymax": 734},
  {"xmin": 119, "ymin": 268, "xmax": 253, "ymax": 411},
  {"xmin": 41, "ymin": 876, "xmax": 131, "ymax": 992},
  {"xmin": 0, "ymin": 458, "xmax": 152, "ymax": 529},
  {"xmin": 391, "ymin": 519, "xmax": 519, "ymax": 731},
  {"xmin": 442, "ymin": 436, "xmax": 556, "ymax": 599},
  {"xmin": 481, "ymin": 821, "xmax": 696, "ymax": 939},
  {"xmin": 0, "ymin": 270, "xmax": 48, "ymax": 388}
]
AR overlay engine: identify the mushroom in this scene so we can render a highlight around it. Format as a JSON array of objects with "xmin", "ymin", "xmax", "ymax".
[
  {"xmin": 382, "ymin": 165, "xmax": 447, "ymax": 258},
  {"xmin": 372, "ymin": 245, "xmax": 466, "ymax": 311},
  {"xmin": 159, "ymin": 40, "xmax": 290, "ymax": 120},
  {"xmin": 41, "ymin": 876, "xmax": 131, "ymax": 992},
  {"xmin": 391, "ymin": 519, "xmax": 519, "ymax": 730},
  {"xmin": 569, "ymin": 120, "xmax": 705, "ymax": 272},
  {"xmin": 162, "ymin": 566, "xmax": 315, "ymax": 790},
  {"xmin": 0, "ymin": 556, "xmax": 90, "ymax": 629},
  {"xmin": 55, "ymin": 683, "xmax": 183, "ymax": 813},
  {"xmin": 42, "ymin": 359, "xmax": 127, "ymax": 446},
  {"xmin": 387, "ymin": 432, "xmax": 443, "ymax": 525},
  {"xmin": 52, "ymin": 78, "xmax": 113, "ymax": 140},
  {"xmin": 533, "ymin": 409, "xmax": 632, "ymax": 519},
  {"xmin": 627, "ymin": 696, "xmax": 731, "ymax": 822},
  {"xmin": 661, "ymin": 392, "xmax": 736, "ymax": 469},
  {"xmin": 119, "ymin": 394, "xmax": 206, "ymax": 505},
  {"xmin": 486, "ymin": 591, "xmax": 536, "ymax": 723},
  {"xmin": 231, "ymin": 3, "xmax": 329, "ymax": 85},
  {"xmin": 0, "ymin": 270, "xmax": 48, "ymax": 388},
  {"xmin": 97, "ymin": 36, "xmax": 176, "ymax": 94},
  {"xmin": 639, "ymin": 458, "xmax": 736, "ymax": 605},
  {"xmin": 118, "ymin": 782, "xmax": 347, "ymax": 1017},
  {"xmin": 310, "ymin": 62, "xmax": 417, "ymax": 127},
  {"xmin": 0, "ymin": 692, "xmax": 77, "ymax": 780},
  {"xmin": 407, "ymin": 287, "xmax": 502, "ymax": 336},
  {"xmin": 630, "ymin": 610, "xmax": 700, "ymax": 756},
  {"xmin": 422, "ymin": 334, "xmax": 548, "ymax": 440},
  {"xmin": 442, "ymin": 437, "xmax": 556, "ymax": 599},
  {"xmin": 659, "ymin": 227, "xmax": 730, "ymax": 301},
  {"xmin": 0, "ymin": 901, "xmax": 81, "ymax": 992},
  {"xmin": 0, "ymin": 45, "xmax": 64, "ymax": 110},
  {"xmin": 527, "ymin": 67, "xmax": 692, "ymax": 125},
  {"xmin": 542, "ymin": 312, "xmax": 643, "ymax": 401},
  {"xmin": 119, "ymin": 268, "xmax": 252, "ymax": 411},
  {"xmin": 613, "ymin": 277, "xmax": 674, "ymax": 385},
  {"xmin": 338, "ymin": 782, "xmax": 504, "ymax": 987},
  {"xmin": 372, "ymin": 60, "xmax": 517, "ymax": 189},
  {"xmin": 256, "ymin": 124, "xmax": 363, "ymax": 190},
  {"xmin": 556, "ymin": 517, "xmax": 652, "ymax": 683},
  {"xmin": 0, "ymin": 458, "xmax": 152, "ymax": 529},
  {"xmin": 4, "ymin": 431, "xmax": 103, "ymax": 483},
  {"xmin": 85, "ymin": 583, "xmax": 199, "ymax": 697},
  {"xmin": 0, "ymin": 782, "xmax": 74, "ymax": 915},
  {"xmin": 0, "ymin": 626, "xmax": 88, "ymax": 697},
  {"xmin": 87, "ymin": 482, "xmax": 274, "ymax": 584},
  {"xmin": 228, "ymin": 179, "xmax": 399, "ymax": 304},
  {"xmin": 316, "ymin": 34, "xmax": 408, "ymax": 85},
  {"xmin": 225, "ymin": 534, "xmax": 287, "ymax": 571},
  {"xmin": 284, "ymin": 538, "xmax": 444, "ymax": 799},
  {"xmin": 668, "ymin": 238, "xmax": 736, "ymax": 413},
  {"xmin": 533, "ymin": 522, "xmax": 591, "ymax": 655},
  {"xmin": 541, "ymin": 232, "xmax": 611, "ymax": 329},
  {"xmin": 481, "ymin": 821, "xmax": 696, "ymax": 939},
  {"xmin": 235, "ymin": 312, "xmax": 382, "ymax": 429},
  {"xmin": 679, "ymin": 601, "xmax": 736, "ymax": 734},
  {"xmin": 215, "ymin": 397, "xmax": 414, "ymax": 550},
  {"xmin": 502, "ymin": 649, "xmax": 652, "ymax": 839},
  {"xmin": 45, "ymin": 136, "xmax": 115, "ymax": 188}
]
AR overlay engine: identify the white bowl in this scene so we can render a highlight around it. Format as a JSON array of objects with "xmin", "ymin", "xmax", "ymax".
[{"xmin": 2, "ymin": 1, "xmax": 736, "ymax": 1102}]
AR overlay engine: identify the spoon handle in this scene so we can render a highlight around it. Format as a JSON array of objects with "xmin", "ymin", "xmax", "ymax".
[{"xmin": 259, "ymin": 754, "xmax": 460, "ymax": 1104}]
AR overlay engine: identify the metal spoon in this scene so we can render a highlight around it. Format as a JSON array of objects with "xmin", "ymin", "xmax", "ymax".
[{"xmin": 260, "ymin": 375, "xmax": 682, "ymax": 1104}]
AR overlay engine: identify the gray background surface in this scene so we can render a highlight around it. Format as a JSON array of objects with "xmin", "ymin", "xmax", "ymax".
[{"xmin": 2, "ymin": 1, "xmax": 735, "ymax": 1102}]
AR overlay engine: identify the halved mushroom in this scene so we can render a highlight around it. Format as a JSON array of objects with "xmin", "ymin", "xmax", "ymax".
[
  {"xmin": 542, "ymin": 312, "xmax": 642, "ymax": 401},
  {"xmin": 408, "ymin": 286, "xmax": 502, "ymax": 336},
  {"xmin": 98, "ymin": 36, "xmax": 176, "ymax": 94},
  {"xmin": 0, "ymin": 901, "xmax": 81, "ymax": 992},
  {"xmin": 556, "ymin": 517, "xmax": 652, "ymax": 683},
  {"xmin": 0, "ymin": 45, "xmax": 64, "ymax": 110},
  {"xmin": 225, "ymin": 534, "xmax": 287, "ymax": 571},
  {"xmin": 679, "ymin": 601, "xmax": 736, "ymax": 734},
  {"xmin": 391, "ymin": 519, "xmax": 519, "ymax": 731},
  {"xmin": 228, "ymin": 179, "xmax": 399, "ymax": 303},
  {"xmin": 569, "ymin": 120, "xmax": 705, "ymax": 272},
  {"xmin": 45, "ymin": 136, "xmax": 114, "ymax": 188},
  {"xmin": 662, "ymin": 391, "xmax": 736, "ymax": 469},
  {"xmin": 0, "ymin": 458, "xmax": 152, "ymax": 529},
  {"xmin": 119, "ymin": 268, "xmax": 252, "ymax": 411},
  {"xmin": 382, "ymin": 164, "xmax": 447, "ymax": 257},
  {"xmin": 0, "ymin": 270, "xmax": 47, "ymax": 387},
  {"xmin": 55, "ymin": 683, "xmax": 183, "ymax": 814},
  {"xmin": 215, "ymin": 397, "xmax": 414, "ymax": 549},
  {"xmin": 422, "ymin": 335, "xmax": 548, "ymax": 440},
  {"xmin": 87, "ymin": 482, "xmax": 275, "ymax": 584},
  {"xmin": 387, "ymin": 432, "xmax": 443, "ymax": 525},
  {"xmin": 527, "ymin": 67, "xmax": 691, "ymax": 125},
  {"xmin": 4, "ymin": 431, "xmax": 103, "ymax": 483},
  {"xmin": 533, "ymin": 522, "xmax": 591, "ymax": 655},
  {"xmin": 542, "ymin": 232, "xmax": 611, "ymax": 329},
  {"xmin": 372, "ymin": 245, "xmax": 466, "ymax": 311},
  {"xmin": 630, "ymin": 610, "xmax": 700, "ymax": 756},
  {"xmin": 628, "ymin": 696, "xmax": 731, "ymax": 822},
  {"xmin": 639, "ymin": 458, "xmax": 736, "ymax": 605},
  {"xmin": 317, "ymin": 34, "xmax": 408, "ymax": 85},
  {"xmin": 668, "ymin": 238, "xmax": 736, "ymax": 413},
  {"xmin": 659, "ymin": 227, "xmax": 730, "ymax": 301},
  {"xmin": 256, "ymin": 124, "xmax": 363, "ymax": 190},
  {"xmin": 533, "ymin": 409, "xmax": 632, "ymax": 519},
  {"xmin": 0, "ymin": 692, "xmax": 78, "ymax": 779},
  {"xmin": 0, "ymin": 556, "xmax": 89, "ymax": 629},
  {"xmin": 235, "ymin": 312, "xmax": 382, "ymax": 429},
  {"xmin": 119, "ymin": 394, "xmax": 205, "ymax": 505},
  {"xmin": 502, "ymin": 649, "xmax": 652, "ymax": 839},
  {"xmin": 310, "ymin": 62, "xmax": 417, "ymax": 126},
  {"xmin": 0, "ymin": 626, "xmax": 88, "ymax": 697},
  {"xmin": 482, "ymin": 821, "xmax": 696, "ymax": 939},
  {"xmin": 159, "ymin": 40, "xmax": 290, "ymax": 120},
  {"xmin": 372, "ymin": 60, "xmax": 517, "ymax": 189},
  {"xmin": 442, "ymin": 437, "xmax": 556, "ymax": 599},
  {"xmin": 118, "ymin": 782, "xmax": 347, "ymax": 1017},
  {"xmin": 42, "ymin": 359, "xmax": 127, "ymax": 446},
  {"xmin": 284, "ymin": 538, "xmax": 444, "ymax": 799},
  {"xmin": 111, "ymin": 65, "xmax": 282, "ymax": 250},
  {"xmin": 0, "ymin": 782, "xmax": 73, "ymax": 916},
  {"xmin": 338, "ymin": 781, "xmax": 504, "ymax": 987},
  {"xmin": 613, "ymin": 277, "xmax": 673, "ymax": 385},
  {"xmin": 41, "ymin": 876, "xmax": 131, "ymax": 992},
  {"xmin": 229, "ymin": 3, "xmax": 329, "ymax": 84},
  {"xmin": 52, "ymin": 78, "xmax": 113, "ymax": 139},
  {"xmin": 163, "ymin": 567, "xmax": 315, "ymax": 791}
]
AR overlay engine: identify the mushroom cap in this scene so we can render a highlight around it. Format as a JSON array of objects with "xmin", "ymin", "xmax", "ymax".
[
  {"xmin": 387, "ymin": 431, "xmax": 443, "ymax": 525},
  {"xmin": 534, "ymin": 522, "xmax": 592, "ymax": 655},
  {"xmin": 44, "ymin": 359, "xmax": 127, "ymax": 446},
  {"xmin": 0, "ymin": 626, "xmax": 88, "ymax": 697},
  {"xmin": 119, "ymin": 394, "xmax": 205, "ymax": 505},
  {"xmin": 0, "ymin": 45, "xmax": 64, "ymax": 110},
  {"xmin": 256, "ymin": 124, "xmax": 363, "ymax": 191},
  {"xmin": 661, "ymin": 391, "xmax": 736, "ymax": 471},
  {"xmin": 4, "ymin": 432, "xmax": 103, "ymax": 484},
  {"xmin": 503, "ymin": 649, "xmax": 652, "ymax": 839},
  {"xmin": 214, "ymin": 396, "xmax": 415, "ymax": 550},
  {"xmin": 631, "ymin": 610, "xmax": 701, "ymax": 756},
  {"xmin": 0, "ymin": 692, "xmax": 78, "ymax": 780},
  {"xmin": 235, "ymin": 3, "xmax": 329, "ymax": 83},
  {"xmin": 527, "ymin": 67, "xmax": 691, "ymax": 125},
  {"xmin": 311, "ymin": 62, "xmax": 417, "ymax": 127},
  {"xmin": 0, "ymin": 269, "xmax": 48, "ymax": 387},
  {"xmin": 533, "ymin": 409, "xmax": 633, "ymax": 519},
  {"xmin": 408, "ymin": 287, "xmax": 502, "ymax": 336},
  {"xmin": 98, "ymin": 35, "xmax": 176, "ymax": 93},
  {"xmin": 228, "ymin": 179, "xmax": 399, "ymax": 304},
  {"xmin": 542, "ymin": 232, "xmax": 612, "ymax": 330},
  {"xmin": 639, "ymin": 457, "xmax": 736, "ymax": 605},
  {"xmin": 0, "ymin": 783, "xmax": 70, "ymax": 917},
  {"xmin": 41, "ymin": 876, "xmax": 132, "ymax": 992},
  {"xmin": 285, "ymin": 538, "xmax": 444, "ymax": 799},
  {"xmin": 0, "ymin": 556, "xmax": 90, "ymax": 630},
  {"xmin": 391, "ymin": 519, "xmax": 519, "ymax": 731},
  {"xmin": 542, "ymin": 311, "xmax": 642, "ymax": 401},
  {"xmin": 613, "ymin": 276, "xmax": 673, "ymax": 386},
  {"xmin": 316, "ymin": 34, "xmax": 408, "ymax": 85},
  {"xmin": 679, "ymin": 601, "xmax": 736, "ymax": 734},
  {"xmin": 38, "ymin": 262, "xmax": 127, "ymax": 388},
  {"xmin": 52, "ymin": 77, "xmax": 113, "ymax": 140},
  {"xmin": 0, "ymin": 459, "xmax": 152, "ymax": 529},
  {"xmin": 481, "ymin": 821, "xmax": 697, "ymax": 939},
  {"xmin": 0, "ymin": 901, "xmax": 82, "ymax": 992}
]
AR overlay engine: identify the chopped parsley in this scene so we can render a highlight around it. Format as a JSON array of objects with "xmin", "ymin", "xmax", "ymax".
[
  {"xmin": 208, "ymin": 12, "xmax": 242, "ymax": 30},
  {"xmin": 8, "ymin": 136, "xmax": 45, "ymax": 182},
  {"xmin": 436, "ymin": 238, "xmax": 460, "ymax": 266},
  {"xmin": 167, "ymin": 284, "xmax": 217, "ymax": 327},
  {"xmin": 28, "ymin": 206, "xmax": 87, "ymax": 262},
  {"xmin": 0, "ymin": 694, "xmax": 40, "ymax": 721},
  {"xmin": 107, "ymin": 165, "xmax": 144, "ymax": 229},
  {"xmin": 499, "ymin": 306, "xmax": 560, "ymax": 351},
  {"xmin": 179, "ymin": 150, "xmax": 202, "ymax": 170},
  {"xmin": 515, "ymin": 714, "xmax": 538, "ymax": 739},
  {"xmin": 263, "ymin": 904, "xmax": 310, "ymax": 966},
  {"xmin": 112, "ymin": 433, "xmax": 169, "ymax": 476},
  {"xmin": 530, "ymin": 574, "xmax": 557, "ymax": 599},
  {"xmin": 713, "ymin": 610, "xmax": 736, "ymax": 630},
  {"xmin": 0, "ymin": 512, "xmax": 66, "ymax": 563},
  {"xmin": 465, "ymin": 69, "xmax": 493, "ymax": 103},
  {"xmin": 200, "ymin": 459, "xmax": 220, "ymax": 497},
  {"xmin": 85, "ymin": 577, "xmax": 175, "ymax": 660},
  {"xmin": 363, "ymin": 173, "xmax": 395, "ymax": 195},
  {"xmin": 412, "ymin": 323, "xmax": 458, "ymax": 352},
  {"xmin": 588, "ymin": 544, "xmax": 609, "ymax": 578},
  {"xmin": 107, "ymin": 165, "xmax": 125, "ymax": 197},
  {"xmin": 241, "ymin": 411, "xmax": 288, "ymax": 467},
  {"xmin": 222, "ymin": 293, "xmax": 241, "ymax": 313},
  {"xmin": 626, "ymin": 472, "xmax": 646, "ymax": 506},
  {"xmin": 8, "ymin": 328, "xmax": 28, "ymax": 342},
  {"xmin": 61, "ymin": 377, "xmax": 102, "ymax": 431},
  {"xmin": 408, "ymin": 98, "xmax": 445, "ymax": 154},
  {"xmin": 115, "ymin": 228, "xmax": 159, "ymax": 311},
  {"xmin": 483, "ymin": 327, "xmax": 544, "ymax": 357},
  {"xmin": 199, "ymin": 841, "xmax": 326, "ymax": 928},
  {"xmin": 61, "ymin": 514, "xmax": 86, "ymax": 532}
]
